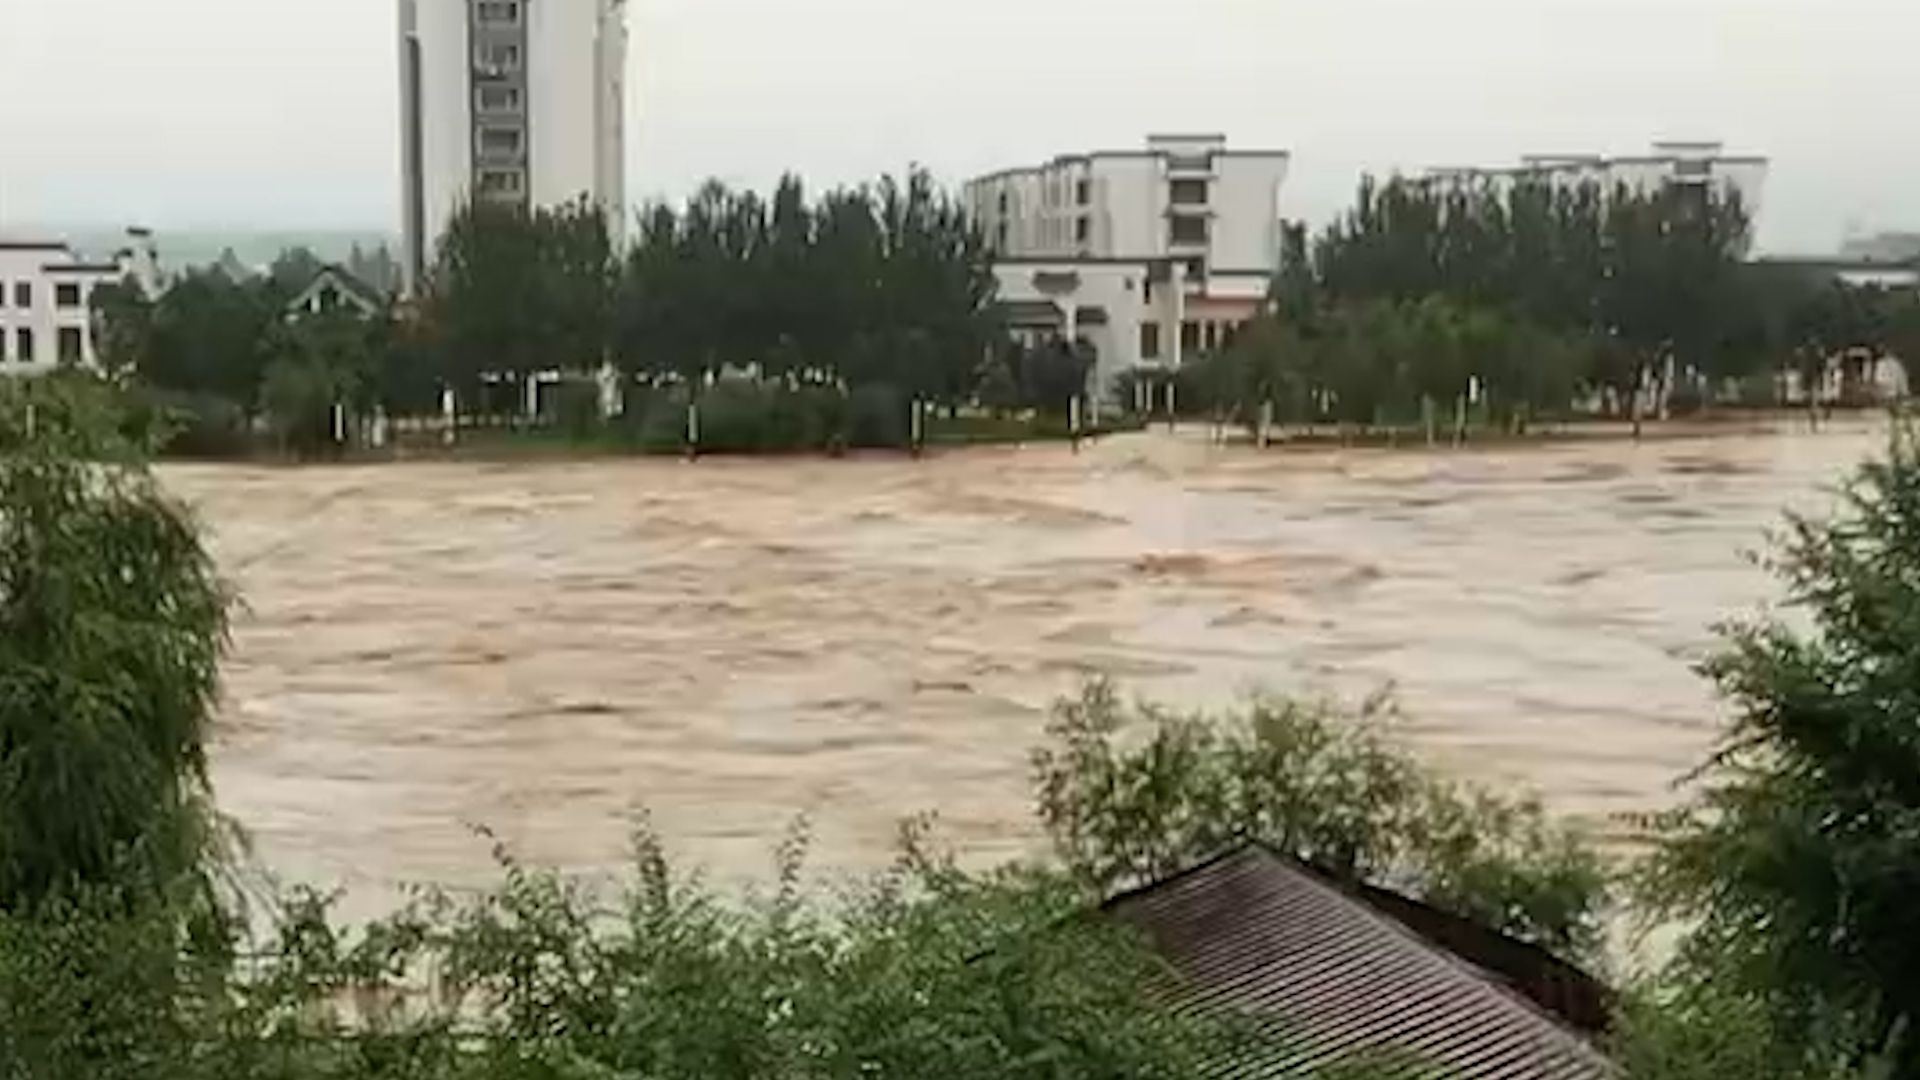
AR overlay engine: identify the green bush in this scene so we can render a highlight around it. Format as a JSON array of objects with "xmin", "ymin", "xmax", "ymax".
[
  {"xmin": 143, "ymin": 391, "xmax": 253, "ymax": 459},
  {"xmin": 846, "ymin": 383, "xmax": 908, "ymax": 449},
  {"xmin": 1033, "ymin": 682, "xmax": 1609, "ymax": 963},
  {"xmin": 624, "ymin": 385, "xmax": 692, "ymax": 453},
  {"xmin": 1640, "ymin": 422, "xmax": 1920, "ymax": 1074},
  {"xmin": 543, "ymin": 379, "xmax": 603, "ymax": 440}
]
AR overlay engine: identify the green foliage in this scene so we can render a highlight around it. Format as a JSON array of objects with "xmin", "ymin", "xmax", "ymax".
[
  {"xmin": 1294, "ymin": 173, "xmax": 1762, "ymax": 414},
  {"xmin": 0, "ymin": 381, "xmax": 230, "ymax": 908},
  {"xmin": 259, "ymin": 311, "xmax": 380, "ymax": 458},
  {"xmin": 1610, "ymin": 980, "xmax": 1886, "ymax": 1080},
  {"xmin": 845, "ymin": 383, "xmax": 908, "ymax": 449},
  {"xmin": 140, "ymin": 269, "xmax": 277, "ymax": 406},
  {"xmin": 613, "ymin": 171, "xmax": 998, "ymax": 410},
  {"xmin": 136, "ymin": 390, "xmax": 253, "ymax": 459},
  {"xmin": 1033, "ymin": 682, "xmax": 1608, "ymax": 962},
  {"xmin": 2, "ymin": 825, "xmax": 1237, "ymax": 1080},
  {"xmin": 421, "ymin": 198, "xmax": 616, "ymax": 398},
  {"xmin": 1643, "ymin": 421, "xmax": 1920, "ymax": 1074},
  {"xmin": 1194, "ymin": 297, "xmax": 1595, "ymax": 437}
]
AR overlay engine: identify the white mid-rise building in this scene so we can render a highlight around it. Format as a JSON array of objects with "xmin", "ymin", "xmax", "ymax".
[
  {"xmin": 965, "ymin": 135, "xmax": 1291, "ymax": 398},
  {"xmin": 0, "ymin": 229, "xmax": 160, "ymax": 377},
  {"xmin": 1422, "ymin": 141, "xmax": 1769, "ymax": 231},
  {"xmin": 398, "ymin": 0, "xmax": 629, "ymax": 293}
]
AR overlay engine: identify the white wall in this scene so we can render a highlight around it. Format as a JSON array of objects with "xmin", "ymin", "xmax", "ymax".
[
  {"xmin": 993, "ymin": 261, "xmax": 1151, "ymax": 397},
  {"xmin": 1095, "ymin": 157, "xmax": 1162, "ymax": 262},
  {"xmin": 412, "ymin": 0, "xmax": 473, "ymax": 263},
  {"xmin": 1209, "ymin": 155, "xmax": 1287, "ymax": 273},
  {"xmin": 0, "ymin": 246, "xmax": 118, "ymax": 376}
]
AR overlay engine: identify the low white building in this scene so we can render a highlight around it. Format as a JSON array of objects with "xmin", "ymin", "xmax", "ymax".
[
  {"xmin": 1422, "ymin": 141, "xmax": 1770, "ymax": 235},
  {"xmin": 965, "ymin": 134, "xmax": 1291, "ymax": 398},
  {"xmin": 0, "ymin": 230, "xmax": 159, "ymax": 376}
]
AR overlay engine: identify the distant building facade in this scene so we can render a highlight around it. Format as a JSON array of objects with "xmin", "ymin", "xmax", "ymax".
[
  {"xmin": 1422, "ymin": 141, "xmax": 1770, "ymax": 236},
  {"xmin": 0, "ymin": 229, "xmax": 160, "ymax": 376},
  {"xmin": 398, "ymin": 0, "xmax": 629, "ymax": 293},
  {"xmin": 964, "ymin": 135, "xmax": 1291, "ymax": 398}
]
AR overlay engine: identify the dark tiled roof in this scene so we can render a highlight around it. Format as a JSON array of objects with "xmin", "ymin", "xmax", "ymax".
[
  {"xmin": 995, "ymin": 299, "xmax": 1064, "ymax": 326},
  {"xmin": 1105, "ymin": 845, "xmax": 1614, "ymax": 1079}
]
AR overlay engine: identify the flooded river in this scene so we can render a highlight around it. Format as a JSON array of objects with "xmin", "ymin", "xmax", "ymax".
[{"xmin": 165, "ymin": 422, "xmax": 1880, "ymax": 907}]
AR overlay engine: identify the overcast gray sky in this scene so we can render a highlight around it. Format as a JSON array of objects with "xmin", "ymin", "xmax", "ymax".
[{"xmin": 1, "ymin": 0, "xmax": 1913, "ymax": 254}]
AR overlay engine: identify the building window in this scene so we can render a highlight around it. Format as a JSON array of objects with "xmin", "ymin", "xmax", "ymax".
[
  {"xmin": 478, "ymin": 126, "xmax": 525, "ymax": 157},
  {"xmin": 996, "ymin": 221, "xmax": 1009, "ymax": 249},
  {"xmin": 57, "ymin": 327, "xmax": 83, "ymax": 365},
  {"xmin": 476, "ymin": 41, "xmax": 521, "ymax": 72},
  {"xmin": 15, "ymin": 328, "xmax": 35, "ymax": 365},
  {"xmin": 1180, "ymin": 321, "xmax": 1201, "ymax": 353},
  {"xmin": 1169, "ymin": 215, "xmax": 1209, "ymax": 247},
  {"xmin": 0, "ymin": 280, "xmax": 7, "ymax": 309},
  {"xmin": 476, "ymin": 0, "xmax": 521, "ymax": 25},
  {"xmin": 55, "ymin": 282, "xmax": 82, "ymax": 308},
  {"xmin": 476, "ymin": 83, "xmax": 523, "ymax": 113},
  {"xmin": 13, "ymin": 282, "xmax": 30, "ymax": 308},
  {"xmin": 997, "ymin": 190, "xmax": 1009, "ymax": 213},
  {"xmin": 1139, "ymin": 322, "xmax": 1161, "ymax": 361},
  {"xmin": 1170, "ymin": 178, "xmax": 1210, "ymax": 206},
  {"xmin": 1076, "ymin": 179, "xmax": 1091, "ymax": 205},
  {"xmin": 478, "ymin": 168, "xmax": 526, "ymax": 197},
  {"xmin": 1075, "ymin": 216, "xmax": 1091, "ymax": 245}
]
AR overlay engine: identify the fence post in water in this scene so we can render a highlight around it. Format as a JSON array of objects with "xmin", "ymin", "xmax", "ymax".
[
  {"xmin": 1258, "ymin": 400, "xmax": 1273, "ymax": 449},
  {"xmin": 332, "ymin": 403, "xmax": 346, "ymax": 448},
  {"xmin": 1070, "ymin": 395, "xmax": 1082, "ymax": 453},
  {"xmin": 910, "ymin": 397, "xmax": 924, "ymax": 457},
  {"xmin": 686, "ymin": 399, "xmax": 700, "ymax": 460},
  {"xmin": 1166, "ymin": 381, "xmax": 1177, "ymax": 430}
]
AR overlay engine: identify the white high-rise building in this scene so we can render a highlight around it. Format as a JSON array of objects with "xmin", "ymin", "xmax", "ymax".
[
  {"xmin": 398, "ymin": 0, "xmax": 629, "ymax": 293},
  {"xmin": 964, "ymin": 135, "xmax": 1291, "ymax": 396}
]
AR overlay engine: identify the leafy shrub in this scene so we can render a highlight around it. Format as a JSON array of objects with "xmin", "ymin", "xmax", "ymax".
[
  {"xmin": 544, "ymin": 379, "xmax": 603, "ymax": 440},
  {"xmin": 144, "ymin": 390, "xmax": 254, "ymax": 459},
  {"xmin": 1033, "ymin": 682, "xmax": 1608, "ymax": 963},
  {"xmin": 0, "ymin": 385, "xmax": 231, "ymax": 907},
  {"xmin": 625, "ymin": 385, "xmax": 693, "ymax": 453},
  {"xmin": 846, "ymin": 383, "xmax": 908, "ymax": 449},
  {"xmin": 1641, "ymin": 422, "xmax": 1920, "ymax": 1074}
]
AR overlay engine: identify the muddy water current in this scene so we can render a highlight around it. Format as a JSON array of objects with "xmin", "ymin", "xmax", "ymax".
[{"xmin": 163, "ymin": 422, "xmax": 1881, "ymax": 910}]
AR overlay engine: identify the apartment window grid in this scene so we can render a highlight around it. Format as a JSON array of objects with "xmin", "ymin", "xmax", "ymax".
[
  {"xmin": 476, "ymin": 0, "xmax": 521, "ymax": 26},
  {"xmin": 15, "ymin": 328, "xmax": 35, "ymax": 365},
  {"xmin": 476, "ymin": 84, "xmax": 523, "ymax": 114},
  {"xmin": 13, "ymin": 282, "xmax": 30, "ymax": 309},
  {"xmin": 1170, "ymin": 178, "xmax": 1210, "ymax": 206},
  {"xmin": 1169, "ymin": 215, "xmax": 1209, "ymax": 247},
  {"xmin": 55, "ymin": 282, "xmax": 82, "ymax": 309},
  {"xmin": 57, "ymin": 327, "xmax": 84, "ymax": 366}
]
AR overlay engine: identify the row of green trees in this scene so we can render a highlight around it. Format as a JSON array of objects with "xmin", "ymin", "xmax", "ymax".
[
  {"xmin": 91, "ymin": 172, "xmax": 1126, "ymax": 457},
  {"xmin": 1179, "ymin": 176, "xmax": 1920, "ymax": 437}
]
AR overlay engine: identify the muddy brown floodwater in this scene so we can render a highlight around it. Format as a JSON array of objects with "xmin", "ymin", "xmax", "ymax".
[{"xmin": 164, "ymin": 422, "xmax": 1880, "ymax": 912}]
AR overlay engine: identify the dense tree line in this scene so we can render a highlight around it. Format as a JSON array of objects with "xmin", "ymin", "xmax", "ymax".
[
  {"xmin": 412, "ymin": 172, "xmax": 1001, "ymax": 406},
  {"xmin": 1187, "ymin": 175, "xmax": 1920, "ymax": 437},
  {"xmin": 91, "ymin": 171, "xmax": 1080, "ymax": 456}
]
